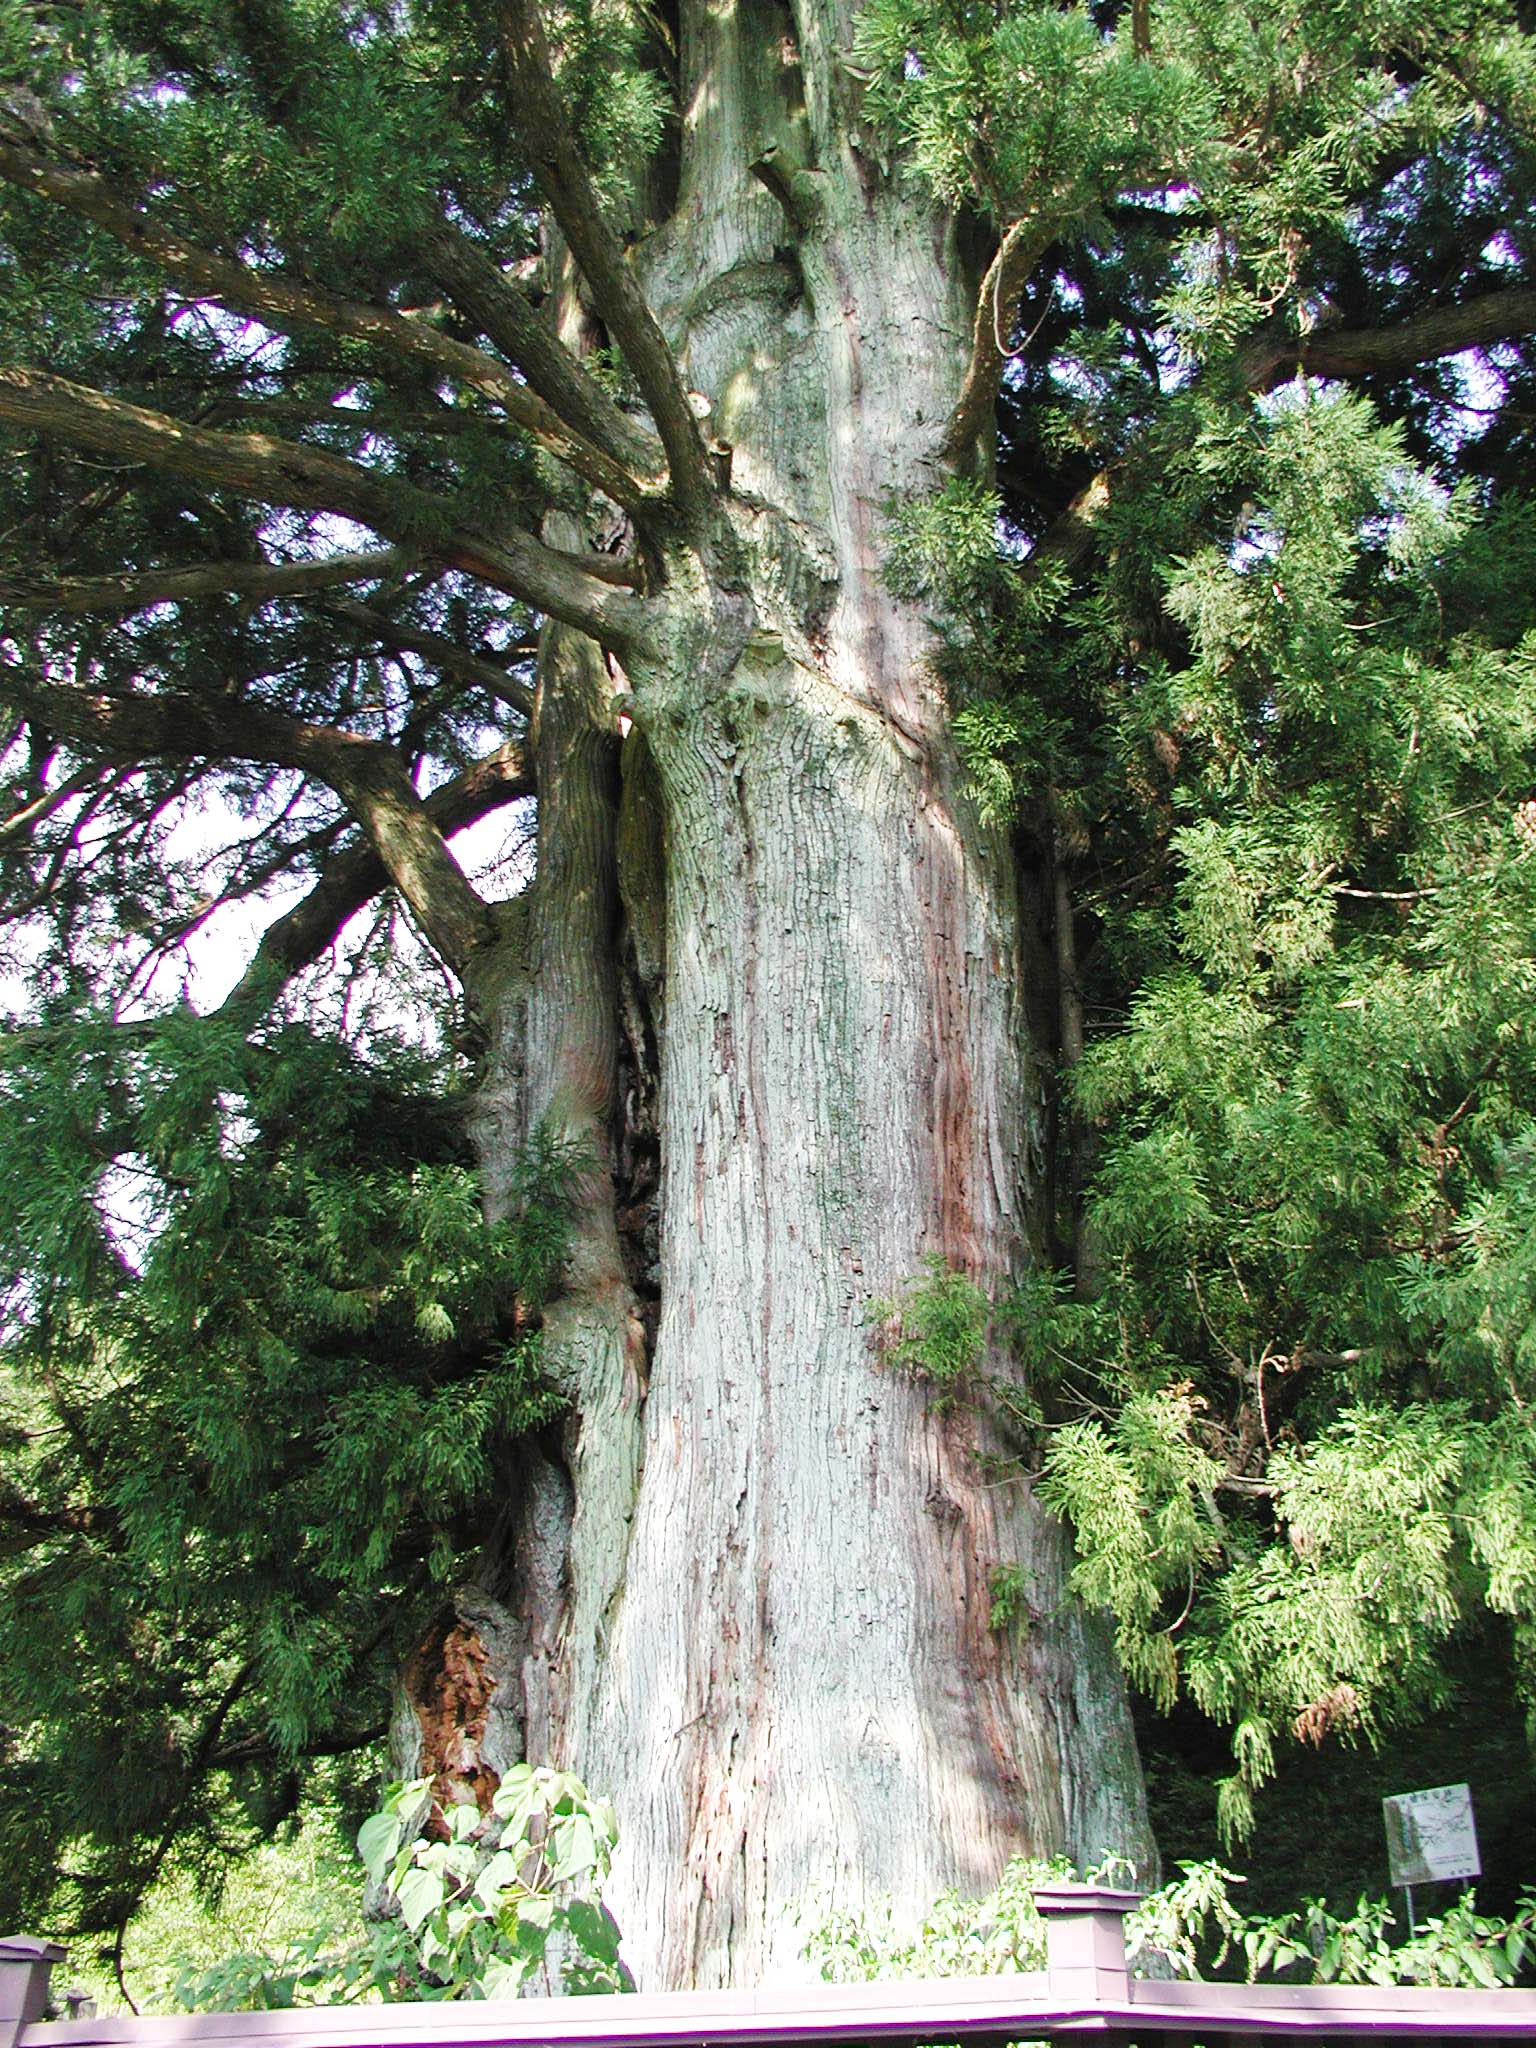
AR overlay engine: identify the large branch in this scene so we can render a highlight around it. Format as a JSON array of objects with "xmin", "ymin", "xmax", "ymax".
[
  {"xmin": 0, "ymin": 367, "xmax": 655, "ymax": 651},
  {"xmin": 495, "ymin": 0, "xmax": 715, "ymax": 522},
  {"xmin": 0, "ymin": 546, "xmax": 409, "ymax": 617},
  {"xmin": 218, "ymin": 742, "xmax": 533, "ymax": 1017},
  {"xmin": 940, "ymin": 220, "xmax": 1055, "ymax": 466},
  {"xmin": 1238, "ymin": 284, "xmax": 1536, "ymax": 391},
  {"xmin": 0, "ymin": 137, "xmax": 654, "ymax": 513},
  {"xmin": 7, "ymin": 676, "xmax": 502, "ymax": 974},
  {"xmin": 417, "ymin": 225, "xmax": 665, "ymax": 484}
]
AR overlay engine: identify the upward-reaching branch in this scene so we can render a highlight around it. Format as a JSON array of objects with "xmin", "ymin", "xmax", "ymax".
[
  {"xmin": 495, "ymin": 0, "xmax": 716, "ymax": 523},
  {"xmin": 0, "ymin": 367, "xmax": 655, "ymax": 652},
  {"xmin": 417, "ymin": 225, "xmax": 665, "ymax": 484},
  {"xmin": 0, "ymin": 136, "xmax": 654, "ymax": 514},
  {"xmin": 940, "ymin": 220, "xmax": 1056, "ymax": 466}
]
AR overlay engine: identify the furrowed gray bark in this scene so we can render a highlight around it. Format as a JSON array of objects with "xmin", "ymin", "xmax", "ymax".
[{"xmin": 524, "ymin": 602, "xmax": 648, "ymax": 1762}]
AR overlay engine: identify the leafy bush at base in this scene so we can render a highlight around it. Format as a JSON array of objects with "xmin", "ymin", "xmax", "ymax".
[
  {"xmin": 804, "ymin": 1857, "xmax": 1536, "ymax": 1989},
  {"xmin": 176, "ymin": 1766, "xmax": 628, "ymax": 2008}
]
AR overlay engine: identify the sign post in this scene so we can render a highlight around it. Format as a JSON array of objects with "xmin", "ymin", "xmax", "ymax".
[{"xmin": 1383, "ymin": 1783, "xmax": 1481, "ymax": 1937}]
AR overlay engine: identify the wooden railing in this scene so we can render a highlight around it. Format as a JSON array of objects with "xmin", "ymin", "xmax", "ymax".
[{"xmin": 8, "ymin": 1886, "xmax": 1536, "ymax": 2048}]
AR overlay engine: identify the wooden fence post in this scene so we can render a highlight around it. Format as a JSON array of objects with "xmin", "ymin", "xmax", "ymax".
[
  {"xmin": 0, "ymin": 1938, "xmax": 66, "ymax": 2048},
  {"xmin": 1033, "ymin": 1883, "xmax": 1141, "ymax": 2009}
]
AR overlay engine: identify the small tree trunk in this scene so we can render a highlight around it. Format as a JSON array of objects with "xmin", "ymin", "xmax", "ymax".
[{"xmin": 1051, "ymin": 834, "xmax": 1102, "ymax": 1299}]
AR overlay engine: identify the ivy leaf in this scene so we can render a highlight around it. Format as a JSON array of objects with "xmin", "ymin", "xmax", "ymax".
[
  {"xmin": 481, "ymin": 1956, "xmax": 530, "ymax": 1999},
  {"xmin": 565, "ymin": 1896, "xmax": 623, "ymax": 1967},
  {"xmin": 448, "ymin": 1800, "xmax": 481, "ymax": 1844},
  {"xmin": 546, "ymin": 1813, "xmax": 597, "ymax": 1881},
  {"xmin": 493, "ymin": 1762, "xmax": 546, "ymax": 1841},
  {"xmin": 474, "ymin": 1848, "xmax": 524, "ymax": 1906}
]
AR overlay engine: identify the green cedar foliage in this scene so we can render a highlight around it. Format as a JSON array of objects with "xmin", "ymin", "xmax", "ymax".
[
  {"xmin": 0, "ymin": 0, "xmax": 652, "ymax": 1963},
  {"xmin": 1041, "ymin": 387, "xmax": 1536, "ymax": 1838},
  {"xmin": 865, "ymin": 0, "xmax": 1536, "ymax": 1850},
  {"xmin": 805, "ymin": 1853, "xmax": 1536, "ymax": 1988},
  {"xmin": 888, "ymin": 380, "xmax": 1536, "ymax": 1834},
  {"xmin": 0, "ymin": 1009, "xmax": 572, "ymax": 1944}
]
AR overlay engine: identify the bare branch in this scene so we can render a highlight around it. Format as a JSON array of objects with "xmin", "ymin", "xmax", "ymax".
[
  {"xmin": 940, "ymin": 220, "xmax": 1055, "ymax": 466},
  {"xmin": 6, "ymin": 674, "xmax": 502, "ymax": 973},
  {"xmin": 447, "ymin": 529, "xmax": 653, "ymax": 649},
  {"xmin": 1238, "ymin": 284, "xmax": 1536, "ymax": 392},
  {"xmin": 0, "ymin": 136, "xmax": 653, "ymax": 512},
  {"xmin": 323, "ymin": 598, "xmax": 536, "ymax": 718},
  {"xmin": 0, "ymin": 367, "xmax": 655, "ymax": 651},
  {"xmin": 0, "ymin": 761, "xmax": 109, "ymax": 844},
  {"xmin": 0, "ymin": 547, "xmax": 409, "ymax": 617},
  {"xmin": 494, "ymin": 0, "xmax": 715, "ymax": 521},
  {"xmin": 202, "ymin": 398, "xmax": 523, "ymax": 439}
]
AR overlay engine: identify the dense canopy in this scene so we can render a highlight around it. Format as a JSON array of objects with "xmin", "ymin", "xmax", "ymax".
[{"xmin": 2, "ymin": 0, "xmax": 1536, "ymax": 1989}]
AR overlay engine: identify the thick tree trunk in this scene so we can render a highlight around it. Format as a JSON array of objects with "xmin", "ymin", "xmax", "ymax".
[
  {"xmin": 580, "ymin": 650, "xmax": 1153, "ymax": 1988},
  {"xmin": 563, "ymin": 46, "xmax": 1151, "ymax": 1972},
  {"xmin": 432, "ymin": 0, "xmax": 1156, "ymax": 1986}
]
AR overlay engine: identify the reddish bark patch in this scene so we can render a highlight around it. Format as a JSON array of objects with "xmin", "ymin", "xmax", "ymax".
[
  {"xmin": 404, "ymin": 1610, "xmax": 501, "ymax": 1818},
  {"xmin": 918, "ymin": 802, "xmax": 981, "ymax": 1272}
]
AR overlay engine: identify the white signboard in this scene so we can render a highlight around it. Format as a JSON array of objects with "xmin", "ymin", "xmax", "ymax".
[{"xmin": 1383, "ymin": 1783, "xmax": 1481, "ymax": 1888}]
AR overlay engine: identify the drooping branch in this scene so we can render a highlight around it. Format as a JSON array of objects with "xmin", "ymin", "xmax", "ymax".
[
  {"xmin": 7, "ymin": 675, "xmax": 502, "ymax": 974},
  {"xmin": 262, "ymin": 751, "xmax": 500, "ymax": 975},
  {"xmin": 940, "ymin": 220, "xmax": 1056, "ymax": 466},
  {"xmin": 106, "ymin": 1657, "xmax": 259, "ymax": 2005},
  {"xmin": 0, "ymin": 546, "xmax": 409, "ymax": 617},
  {"xmin": 1237, "ymin": 283, "xmax": 1536, "ymax": 392},
  {"xmin": 495, "ymin": 0, "xmax": 716, "ymax": 522},
  {"xmin": 0, "ymin": 367, "xmax": 655, "ymax": 651},
  {"xmin": 208, "ymin": 1722, "xmax": 390, "ymax": 1771},
  {"xmin": 218, "ymin": 742, "xmax": 533, "ymax": 1017},
  {"xmin": 0, "ymin": 137, "xmax": 653, "ymax": 513},
  {"xmin": 417, "ymin": 225, "xmax": 665, "ymax": 483}
]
